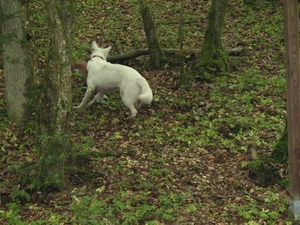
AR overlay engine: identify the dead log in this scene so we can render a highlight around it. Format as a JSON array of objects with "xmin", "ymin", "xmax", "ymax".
[{"xmin": 107, "ymin": 48, "xmax": 249, "ymax": 63}]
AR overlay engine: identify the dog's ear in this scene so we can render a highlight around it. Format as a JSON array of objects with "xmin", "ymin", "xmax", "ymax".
[
  {"xmin": 104, "ymin": 46, "xmax": 112, "ymax": 56},
  {"xmin": 92, "ymin": 41, "xmax": 99, "ymax": 51}
]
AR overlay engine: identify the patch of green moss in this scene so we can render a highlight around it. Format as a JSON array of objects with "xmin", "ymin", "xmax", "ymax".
[
  {"xmin": 271, "ymin": 126, "xmax": 288, "ymax": 164},
  {"xmin": 247, "ymin": 159, "xmax": 282, "ymax": 187},
  {"xmin": 197, "ymin": 47, "xmax": 229, "ymax": 72},
  {"xmin": 247, "ymin": 126, "xmax": 289, "ymax": 188},
  {"xmin": 192, "ymin": 0, "xmax": 229, "ymax": 80}
]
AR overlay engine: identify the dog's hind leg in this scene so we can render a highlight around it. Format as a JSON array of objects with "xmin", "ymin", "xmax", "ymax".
[
  {"xmin": 121, "ymin": 84, "xmax": 139, "ymax": 117},
  {"xmin": 125, "ymin": 103, "xmax": 138, "ymax": 117},
  {"xmin": 74, "ymin": 87, "xmax": 94, "ymax": 109},
  {"xmin": 121, "ymin": 92, "xmax": 138, "ymax": 117},
  {"xmin": 88, "ymin": 92, "xmax": 104, "ymax": 106},
  {"xmin": 137, "ymin": 102, "xmax": 144, "ymax": 110}
]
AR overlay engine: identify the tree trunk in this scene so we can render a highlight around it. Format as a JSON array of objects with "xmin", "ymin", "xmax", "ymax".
[
  {"xmin": 178, "ymin": 0, "xmax": 188, "ymax": 86},
  {"xmin": 35, "ymin": 0, "xmax": 73, "ymax": 191},
  {"xmin": 0, "ymin": 0, "xmax": 32, "ymax": 123},
  {"xmin": 138, "ymin": 0, "xmax": 166, "ymax": 69},
  {"xmin": 194, "ymin": 0, "xmax": 229, "ymax": 78}
]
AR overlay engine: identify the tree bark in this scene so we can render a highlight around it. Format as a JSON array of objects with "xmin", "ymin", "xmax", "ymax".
[
  {"xmin": 138, "ymin": 0, "xmax": 166, "ymax": 69},
  {"xmin": 0, "ymin": 0, "xmax": 32, "ymax": 123},
  {"xmin": 194, "ymin": 0, "xmax": 229, "ymax": 77},
  {"xmin": 35, "ymin": 0, "xmax": 73, "ymax": 191},
  {"xmin": 178, "ymin": 0, "xmax": 188, "ymax": 86}
]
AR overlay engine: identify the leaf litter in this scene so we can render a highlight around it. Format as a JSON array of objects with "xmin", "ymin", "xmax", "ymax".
[{"xmin": 0, "ymin": 0, "xmax": 292, "ymax": 224}]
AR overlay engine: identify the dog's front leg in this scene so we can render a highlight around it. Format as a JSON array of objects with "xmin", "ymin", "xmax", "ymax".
[{"xmin": 74, "ymin": 87, "xmax": 94, "ymax": 109}]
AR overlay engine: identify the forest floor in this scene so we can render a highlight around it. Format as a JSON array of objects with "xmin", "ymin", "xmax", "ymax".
[{"xmin": 0, "ymin": 0, "xmax": 295, "ymax": 224}]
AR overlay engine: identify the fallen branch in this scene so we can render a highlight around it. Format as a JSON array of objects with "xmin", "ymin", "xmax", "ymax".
[{"xmin": 107, "ymin": 48, "xmax": 249, "ymax": 62}]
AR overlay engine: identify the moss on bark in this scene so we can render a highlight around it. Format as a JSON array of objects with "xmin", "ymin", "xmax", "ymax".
[
  {"xmin": 193, "ymin": 0, "xmax": 229, "ymax": 79},
  {"xmin": 139, "ymin": 0, "xmax": 166, "ymax": 69},
  {"xmin": 35, "ymin": 0, "xmax": 74, "ymax": 191},
  {"xmin": 0, "ymin": 0, "xmax": 33, "ymax": 123}
]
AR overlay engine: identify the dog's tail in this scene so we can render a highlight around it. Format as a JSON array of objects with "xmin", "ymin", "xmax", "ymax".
[{"xmin": 137, "ymin": 77, "xmax": 153, "ymax": 104}]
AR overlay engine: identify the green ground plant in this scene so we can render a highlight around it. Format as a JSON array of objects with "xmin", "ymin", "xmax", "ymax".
[
  {"xmin": 0, "ymin": 0, "xmax": 293, "ymax": 224},
  {"xmin": 228, "ymin": 189, "xmax": 287, "ymax": 224}
]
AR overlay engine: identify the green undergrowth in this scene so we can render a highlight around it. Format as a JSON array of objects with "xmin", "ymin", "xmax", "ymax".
[
  {"xmin": 247, "ymin": 125, "xmax": 289, "ymax": 189},
  {"xmin": 0, "ymin": 0, "xmax": 293, "ymax": 224},
  {"xmin": 64, "ymin": 67, "xmax": 287, "ymax": 223},
  {"xmin": 1, "ymin": 64, "xmax": 288, "ymax": 223},
  {"xmin": 69, "ymin": 190, "xmax": 194, "ymax": 224}
]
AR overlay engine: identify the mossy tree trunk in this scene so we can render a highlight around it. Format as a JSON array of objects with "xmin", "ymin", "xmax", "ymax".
[
  {"xmin": 138, "ymin": 0, "xmax": 166, "ymax": 69},
  {"xmin": 194, "ymin": 0, "xmax": 229, "ymax": 78},
  {"xmin": 35, "ymin": 0, "xmax": 73, "ymax": 191},
  {"xmin": 0, "ymin": 0, "xmax": 33, "ymax": 123},
  {"xmin": 178, "ymin": 0, "xmax": 188, "ymax": 86}
]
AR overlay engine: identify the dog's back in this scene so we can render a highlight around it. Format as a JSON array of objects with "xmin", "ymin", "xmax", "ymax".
[{"xmin": 87, "ymin": 59, "xmax": 142, "ymax": 87}]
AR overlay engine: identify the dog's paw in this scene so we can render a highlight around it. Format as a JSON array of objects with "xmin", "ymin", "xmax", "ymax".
[{"xmin": 131, "ymin": 112, "xmax": 137, "ymax": 118}]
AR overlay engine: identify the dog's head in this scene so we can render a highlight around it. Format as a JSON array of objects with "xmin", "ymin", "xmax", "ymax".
[{"xmin": 91, "ymin": 41, "xmax": 111, "ymax": 61}]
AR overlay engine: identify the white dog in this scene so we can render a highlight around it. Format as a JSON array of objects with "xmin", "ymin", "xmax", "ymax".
[{"xmin": 74, "ymin": 41, "xmax": 153, "ymax": 117}]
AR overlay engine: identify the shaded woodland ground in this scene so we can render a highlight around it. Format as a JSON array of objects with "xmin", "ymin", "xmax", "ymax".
[{"xmin": 0, "ymin": 0, "xmax": 294, "ymax": 224}]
